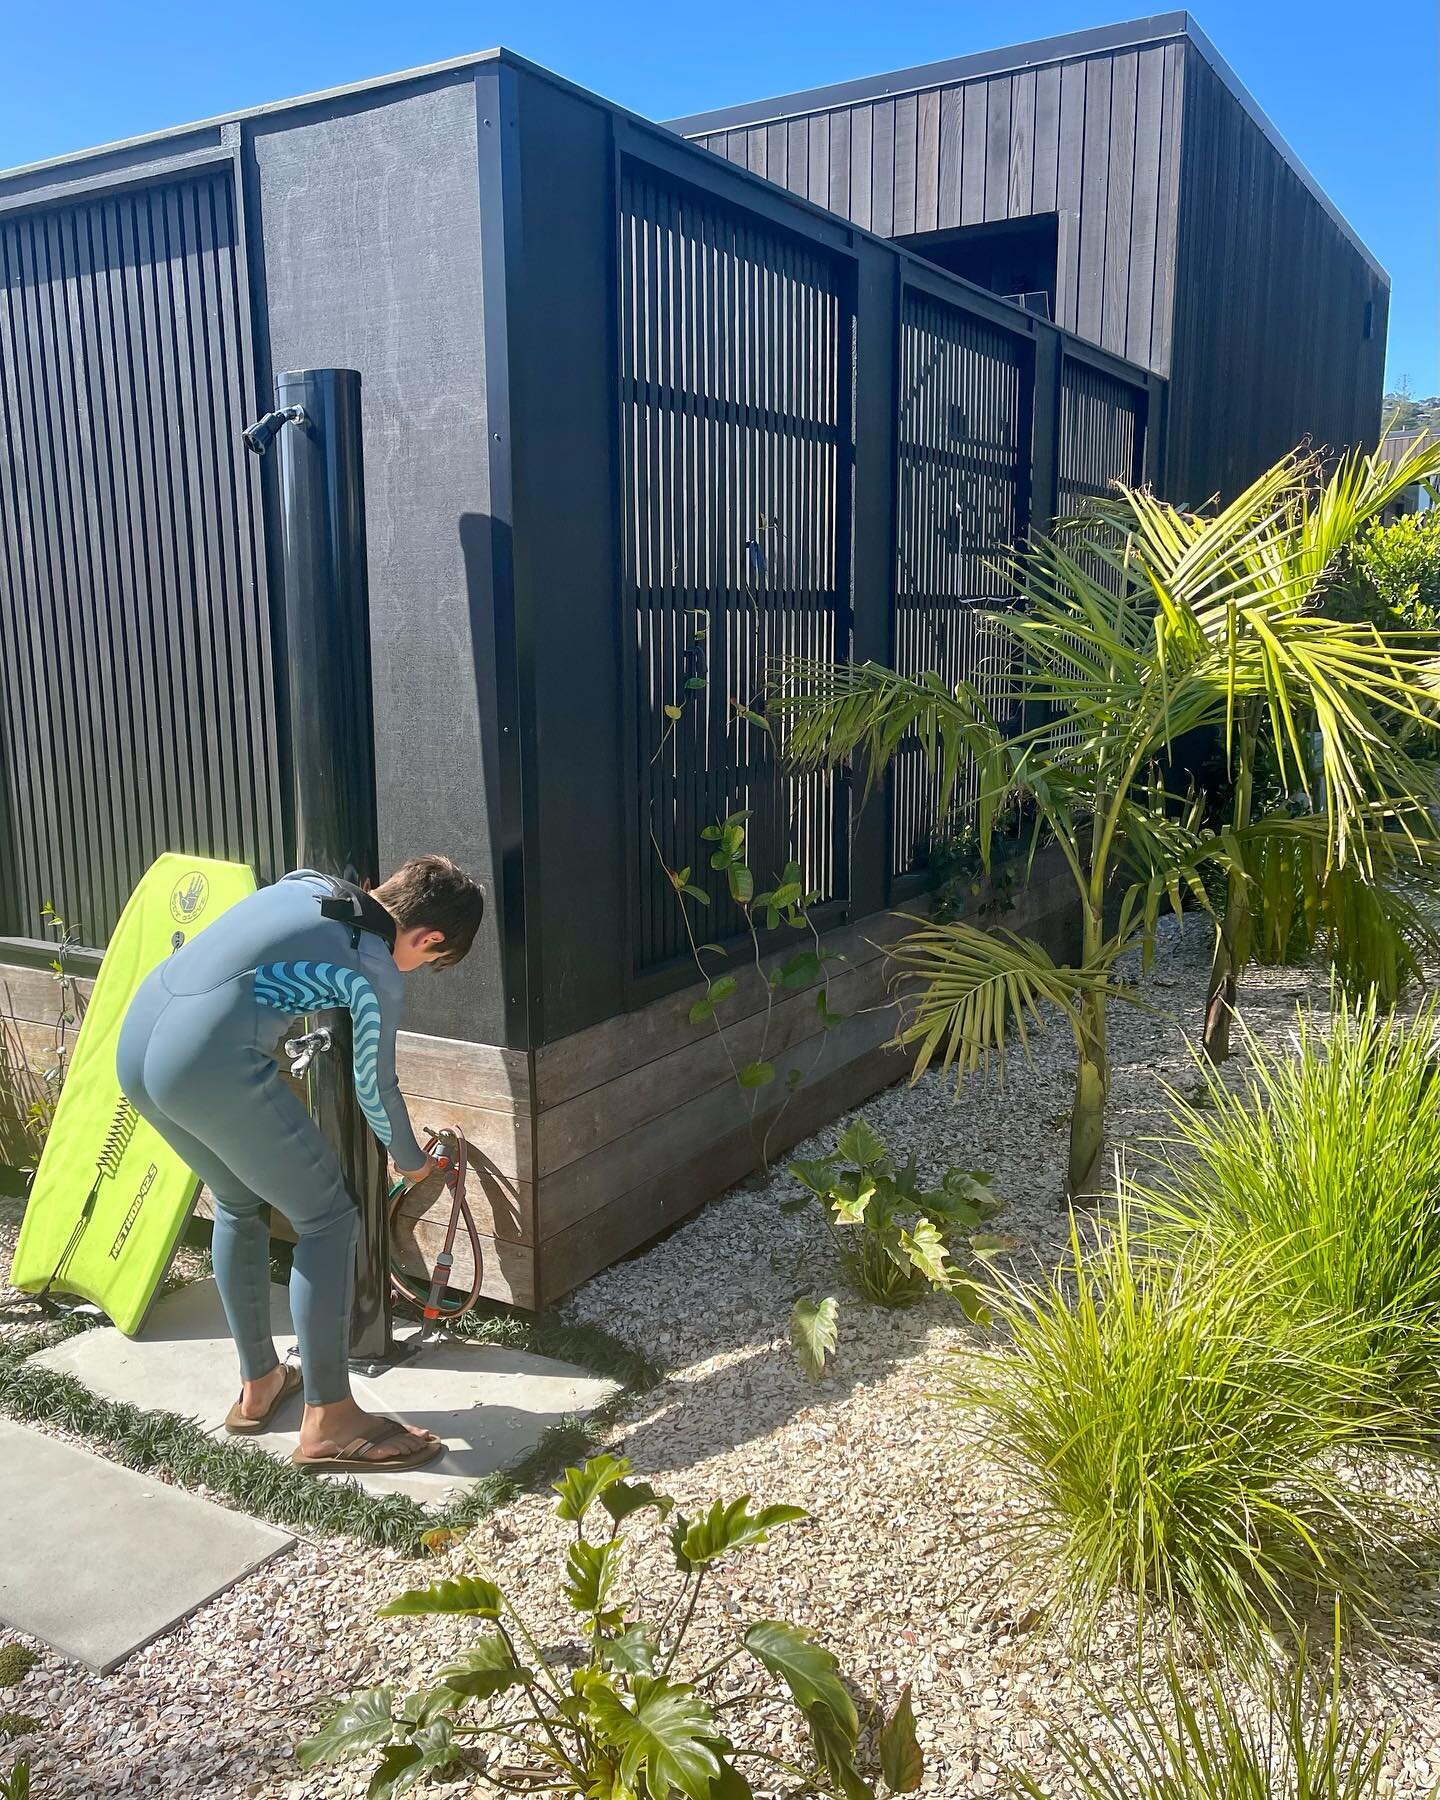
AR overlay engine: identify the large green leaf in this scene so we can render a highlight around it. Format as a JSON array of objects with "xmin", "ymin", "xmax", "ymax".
[
  {"xmin": 805, "ymin": 1703, "xmax": 874, "ymax": 1800},
  {"xmin": 367, "ymin": 1721, "xmax": 456, "ymax": 1799},
  {"xmin": 379, "ymin": 1577, "xmax": 502, "ymax": 1620},
  {"xmin": 565, "ymin": 1538, "xmax": 623, "ymax": 1616},
  {"xmin": 828, "ymin": 1172, "xmax": 876, "ymax": 1227},
  {"xmin": 590, "ymin": 1677, "xmax": 722, "ymax": 1800},
  {"xmin": 297, "ymin": 1687, "xmax": 395, "ymax": 1770},
  {"xmin": 438, "ymin": 1635, "xmax": 532, "ymax": 1700},
  {"xmin": 598, "ymin": 1623, "xmax": 659, "ymax": 1676},
  {"xmin": 672, "ymin": 1499, "xmax": 808, "ymax": 1571},
  {"xmin": 392, "ymin": 1688, "xmax": 463, "ymax": 1728},
  {"xmin": 898, "ymin": 1218, "xmax": 951, "ymax": 1289},
  {"xmin": 601, "ymin": 1477, "xmax": 675, "ymax": 1526},
  {"xmin": 788, "ymin": 1156, "xmax": 840, "ymax": 1198},
  {"xmin": 791, "ymin": 1296, "xmax": 839, "ymax": 1380},
  {"xmin": 705, "ymin": 1757, "xmax": 754, "ymax": 1800},
  {"xmin": 554, "ymin": 1454, "xmax": 632, "ymax": 1524},
  {"xmin": 878, "ymin": 1686, "xmax": 924, "ymax": 1793},
  {"xmin": 743, "ymin": 1621, "xmax": 858, "ymax": 1742},
  {"xmin": 836, "ymin": 1119, "xmax": 887, "ymax": 1167}
]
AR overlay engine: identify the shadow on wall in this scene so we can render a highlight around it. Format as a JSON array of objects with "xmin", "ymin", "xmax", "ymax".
[{"xmin": 458, "ymin": 511, "xmax": 521, "ymax": 1034}]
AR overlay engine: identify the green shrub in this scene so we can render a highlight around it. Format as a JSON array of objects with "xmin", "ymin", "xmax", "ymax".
[
  {"xmin": 1010, "ymin": 1627, "xmax": 1390, "ymax": 1800},
  {"xmin": 946, "ymin": 1208, "xmax": 1418, "ymax": 1658},
  {"xmin": 786, "ymin": 1121, "xmax": 999, "ymax": 1378},
  {"xmin": 0, "ymin": 1650, "xmax": 35, "ymax": 1693},
  {"xmin": 1333, "ymin": 511, "xmax": 1440, "ymax": 632},
  {"xmin": 788, "ymin": 1120, "xmax": 999, "ymax": 1309},
  {"xmin": 299, "ymin": 1454, "xmax": 923, "ymax": 1800},
  {"xmin": 0, "ymin": 1756, "xmax": 27, "ymax": 1800},
  {"xmin": 1145, "ymin": 997, "xmax": 1440, "ymax": 1414}
]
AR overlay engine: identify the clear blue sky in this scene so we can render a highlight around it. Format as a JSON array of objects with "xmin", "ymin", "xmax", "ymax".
[{"xmin": 2, "ymin": 0, "xmax": 1434, "ymax": 391}]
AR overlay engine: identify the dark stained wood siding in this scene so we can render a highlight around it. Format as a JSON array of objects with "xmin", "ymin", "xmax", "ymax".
[
  {"xmin": 687, "ymin": 27, "xmax": 1391, "ymax": 505},
  {"xmin": 695, "ymin": 41, "xmax": 1187, "ymax": 376},
  {"xmin": 1163, "ymin": 48, "xmax": 1389, "ymax": 506}
]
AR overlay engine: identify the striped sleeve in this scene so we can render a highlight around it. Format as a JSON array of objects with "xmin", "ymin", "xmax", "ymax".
[{"xmin": 350, "ymin": 964, "xmax": 424, "ymax": 1171}]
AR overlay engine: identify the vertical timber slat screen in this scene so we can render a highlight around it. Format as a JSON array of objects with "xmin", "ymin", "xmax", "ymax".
[
  {"xmin": 1058, "ymin": 356, "xmax": 1144, "ymax": 509},
  {"xmin": 0, "ymin": 171, "xmax": 284, "ymax": 949},
  {"xmin": 1051, "ymin": 357, "xmax": 1147, "ymax": 746},
  {"xmin": 891, "ymin": 291, "xmax": 1027, "ymax": 880},
  {"xmin": 620, "ymin": 161, "xmax": 848, "ymax": 976}
]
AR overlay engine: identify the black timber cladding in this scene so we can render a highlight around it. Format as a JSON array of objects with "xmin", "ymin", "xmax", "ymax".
[
  {"xmin": 683, "ymin": 38, "xmax": 1185, "ymax": 379},
  {"xmin": 0, "ymin": 47, "xmax": 1162, "ymax": 1050},
  {"xmin": 672, "ymin": 13, "xmax": 1389, "ymax": 506}
]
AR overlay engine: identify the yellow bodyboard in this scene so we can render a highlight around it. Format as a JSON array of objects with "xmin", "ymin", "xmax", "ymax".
[{"xmin": 11, "ymin": 853, "xmax": 257, "ymax": 1334}]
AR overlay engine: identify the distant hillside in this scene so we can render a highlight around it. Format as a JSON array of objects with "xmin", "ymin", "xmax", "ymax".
[{"xmin": 1384, "ymin": 392, "xmax": 1440, "ymax": 434}]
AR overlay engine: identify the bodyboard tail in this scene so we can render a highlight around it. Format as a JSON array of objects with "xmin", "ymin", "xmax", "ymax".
[{"xmin": 10, "ymin": 854, "xmax": 257, "ymax": 1334}]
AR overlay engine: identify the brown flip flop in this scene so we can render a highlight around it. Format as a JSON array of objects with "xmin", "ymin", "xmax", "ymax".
[
  {"xmin": 224, "ymin": 1362, "xmax": 303, "ymax": 1434},
  {"xmin": 290, "ymin": 1415, "xmax": 444, "ymax": 1474}
]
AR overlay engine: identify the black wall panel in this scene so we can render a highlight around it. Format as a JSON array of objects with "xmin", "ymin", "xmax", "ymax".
[{"xmin": 0, "ymin": 170, "xmax": 283, "ymax": 946}]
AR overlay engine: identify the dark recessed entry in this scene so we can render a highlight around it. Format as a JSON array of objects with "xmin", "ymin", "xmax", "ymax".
[{"xmin": 897, "ymin": 214, "xmax": 1059, "ymax": 321}]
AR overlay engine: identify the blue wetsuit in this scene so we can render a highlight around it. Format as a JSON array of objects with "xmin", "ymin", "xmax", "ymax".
[{"xmin": 116, "ymin": 870, "xmax": 423, "ymax": 1404}]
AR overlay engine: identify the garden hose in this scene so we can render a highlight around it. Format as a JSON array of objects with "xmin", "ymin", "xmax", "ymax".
[{"xmin": 387, "ymin": 1125, "xmax": 484, "ymax": 1330}]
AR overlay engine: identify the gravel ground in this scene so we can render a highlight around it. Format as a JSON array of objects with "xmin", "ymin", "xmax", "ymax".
[{"xmin": 3, "ymin": 918, "xmax": 1440, "ymax": 1797}]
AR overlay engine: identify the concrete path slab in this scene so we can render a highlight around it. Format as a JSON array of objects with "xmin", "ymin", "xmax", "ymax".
[
  {"xmin": 30, "ymin": 1279, "xmax": 298, "ymax": 1430},
  {"xmin": 30, "ymin": 1281, "xmax": 620, "ymax": 1505},
  {"xmin": 240, "ymin": 1330, "xmax": 620, "ymax": 1502},
  {"xmin": 0, "ymin": 1419, "xmax": 292, "ymax": 1673}
]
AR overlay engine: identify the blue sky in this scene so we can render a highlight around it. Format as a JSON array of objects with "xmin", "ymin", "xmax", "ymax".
[{"xmin": 2, "ymin": 1, "xmax": 1434, "ymax": 391}]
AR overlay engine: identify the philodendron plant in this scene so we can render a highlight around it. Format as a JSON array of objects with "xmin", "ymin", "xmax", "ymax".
[
  {"xmin": 787, "ymin": 1120, "xmax": 1005, "ymax": 1377},
  {"xmin": 298, "ymin": 1454, "xmax": 924, "ymax": 1800}
]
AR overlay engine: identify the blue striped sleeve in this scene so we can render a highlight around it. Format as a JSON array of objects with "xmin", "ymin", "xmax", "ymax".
[{"xmin": 353, "ymin": 965, "xmax": 425, "ymax": 1171}]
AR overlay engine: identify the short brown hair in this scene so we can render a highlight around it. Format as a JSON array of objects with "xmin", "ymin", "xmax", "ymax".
[{"xmin": 372, "ymin": 856, "xmax": 484, "ymax": 967}]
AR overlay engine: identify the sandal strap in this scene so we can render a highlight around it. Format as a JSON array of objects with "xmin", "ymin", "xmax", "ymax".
[{"xmin": 337, "ymin": 1416, "xmax": 417, "ymax": 1457}]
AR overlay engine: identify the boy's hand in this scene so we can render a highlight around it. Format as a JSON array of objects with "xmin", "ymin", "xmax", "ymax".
[{"xmin": 395, "ymin": 1155, "xmax": 439, "ymax": 1185}]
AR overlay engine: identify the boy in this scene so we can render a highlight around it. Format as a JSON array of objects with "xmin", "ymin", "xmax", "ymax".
[{"xmin": 116, "ymin": 855, "xmax": 484, "ymax": 1473}]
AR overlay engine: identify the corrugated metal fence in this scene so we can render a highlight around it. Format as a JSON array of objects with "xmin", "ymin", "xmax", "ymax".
[{"xmin": 0, "ymin": 170, "xmax": 286, "ymax": 948}]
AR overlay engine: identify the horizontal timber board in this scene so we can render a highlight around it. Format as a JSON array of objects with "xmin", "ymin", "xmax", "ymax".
[
  {"xmin": 0, "ymin": 963, "xmax": 94, "ymax": 1028},
  {"xmin": 536, "ymin": 950, "xmax": 899, "ymax": 1177},
  {"xmin": 537, "ymin": 1035, "xmax": 914, "ymax": 1304},
  {"xmin": 535, "ymin": 904, "xmax": 928, "ymax": 1109},
  {"xmin": 535, "ymin": 997, "xmax": 906, "ymax": 1243},
  {"xmin": 196, "ymin": 1189, "xmax": 538, "ymax": 1310},
  {"xmin": 0, "ymin": 1015, "xmax": 63, "ymax": 1072},
  {"xmin": 395, "ymin": 1030, "xmax": 532, "ymax": 1112},
  {"xmin": 400, "ymin": 1096, "xmax": 533, "ymax": 1188},
  {"xmin": 389, "ymin": 1145, "xmax": 534, "ymax": 1246}
]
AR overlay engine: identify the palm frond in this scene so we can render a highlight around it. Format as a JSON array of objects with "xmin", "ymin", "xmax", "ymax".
[
  {"xmin": 1112, "ymin": 786, "xmax": 1229, "ymax": 962},
  {"xmin": 885, "ymin": 916, "xmax": 1118, "ymax": 1085},
  {"xmin": 767, "ymin": 658, "xmax": 1008, "ymax": 818},
  {"xmin": 1237, "ymin": 808, "xmax": 1440, "ymax": 1003}
]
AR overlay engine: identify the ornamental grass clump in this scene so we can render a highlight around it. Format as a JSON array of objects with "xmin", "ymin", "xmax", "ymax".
[
  {"xmin": 1144, "ymin": 996, "xmax": 1440, "ymax": 1418},
  {"xmin": 946, "ymin": 1207, "xmax": 1422, "ymax": 1661},
  {"xmin": 1010, "ymin": 1625, "xmax": 1391, "ymax": 1800}
]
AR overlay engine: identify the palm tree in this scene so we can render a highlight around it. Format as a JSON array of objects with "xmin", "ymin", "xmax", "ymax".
[
  {"xmin": 1114, "ymin": 436, "xmax": 1440, "ymax": 1056},
  {"xmin": 771, "ymin": 441, "xmax": 1440, "ymax": 1199}
]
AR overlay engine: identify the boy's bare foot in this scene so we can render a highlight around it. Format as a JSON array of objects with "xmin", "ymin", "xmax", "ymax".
[{"xmin": 299, "ymin": 1397, "xmax": 437, "ymax": 1463}]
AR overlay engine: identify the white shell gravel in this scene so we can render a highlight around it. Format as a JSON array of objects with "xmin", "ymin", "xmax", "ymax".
[{"xmin": 3, "ymin": 916, "xmax": 1439, "ymax": 1796}]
